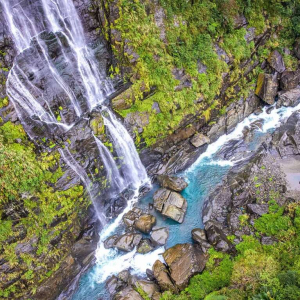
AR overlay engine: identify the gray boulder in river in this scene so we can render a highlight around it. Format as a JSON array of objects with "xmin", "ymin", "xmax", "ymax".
[
  {"xmin": 157, "ymin": 174, "xmax": 188, "ymax": 192},
  {"xmin": 153, "ymin": 188, "xmax": 187, "ymax": 223}
]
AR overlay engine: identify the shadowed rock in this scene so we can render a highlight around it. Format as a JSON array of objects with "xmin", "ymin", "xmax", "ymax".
[
  {"xmin": 255, "ymin": 73, "xmax": 278, "ymax": 105},
  {"xmin": 113, "ymin": 233, "xmax": 142, "ymax": 252},
  {"xmin": 162, "ymin": 243, "xmax": 207, "ymax": 290},
  {"xmin": 152, "ymin": 260, "xmax": 177, "ymax": 292},
  {"xmin": 268, "ymin": 50, "xmax": 285, "ymax": 73}
]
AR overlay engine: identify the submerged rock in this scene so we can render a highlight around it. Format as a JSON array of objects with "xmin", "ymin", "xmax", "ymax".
[
  {"xmin": 150, "ymin": 227, "xmax": 169, "ymax": 246},
  {"xmin": 255, "ymin": 73, "xmax": 278, "ymax": 104},
  {"xmin": 162, "ymin": 243, "xmax": 207, "ymax": 290},
  {"xmin": 190, "ymin": 133, "xmax": 210, "ymax": 148},
  {"xmin": 153, "ymin": 188, "xmax": 187, "ymax": 223},
  {"xmin": 157, "ymin": 175, "xmax": 188, "ymax": 192},
  {"xmin": 134, "ymin": 214, "xmax": 156, "ymax": 233}
]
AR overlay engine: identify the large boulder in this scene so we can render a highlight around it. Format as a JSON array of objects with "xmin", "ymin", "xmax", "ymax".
[
  {"xmin": 267, "ymin": 50, "xmax": 285, "ymax": 73},
  {"xmin": 150, "ymin": 227, "xmax": 169, "ymax": 246},
  {"xmin": 153, "ymin": 188, "xmax": 187, "ymax": 223},
  {"xmin": 152, "ymin": 260, "xmax": 177, "ymax": 292},
  {"xmin": 255, "ymin": 73, "xmax": 278, "ymax": 105},
  {"xmin": 190, "ymin": 133, "xmax": 210, "ymax": 148},
  {"xmin": 134, "ymin": 214, "xmax": 156, "ymax": 233},
  {"xmin": 280, "ymin": 70, "xmax": 300, "ymax": 91},
  {"xmin": 104, "ymin": 235, "xmax": 119, "ymax": 249},
  {"xmin": 162, "ymin": 243, "xmax": 207, "ymax": 290},
  {"xmin": 277, "ymin": 88, "xmax": 300, "ymax": 108},
  {"xmin": 114, "ymin": 233, "xmax": 142, "ymax": 252},
  {"xmin": 114, "ymin": 286, "xmax": 144, "ymax": 300},
  {"xmin": 157, "ymin": 175, "xmax": 188, "ymax": 192},
  {"xmin": 122, "ymin": 208, "xmax": 142, "ymax": 228}
]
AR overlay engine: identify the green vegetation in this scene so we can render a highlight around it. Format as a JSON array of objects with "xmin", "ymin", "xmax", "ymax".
[
  {"xmin": 0, "ymin": 122, "xmax": 90, "ymax": 298},
  {"xmin": 98, "ymin": 0, "xmax": 300, "ymax": 147},
  {"xmin": 160, "ymin": 200, "xmax": 300, "ymax": 300}
]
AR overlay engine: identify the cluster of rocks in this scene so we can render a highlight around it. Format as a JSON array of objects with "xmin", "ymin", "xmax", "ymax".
[
  {"xmin": 255, "ymin": 50, "xmax": 300, "ymax": 106},
  {"xmin": 104, "ymin": 206, "xmax": 169, "ymax": 254},
  {"xmin": 153, "ymin": 175, "xmax": 188, "ymax": 223}
]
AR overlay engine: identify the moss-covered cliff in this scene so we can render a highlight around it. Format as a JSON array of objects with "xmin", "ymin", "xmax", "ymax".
[{"xmin": 94, "ymin": 0, "xmax": 300, "ymax": 147}]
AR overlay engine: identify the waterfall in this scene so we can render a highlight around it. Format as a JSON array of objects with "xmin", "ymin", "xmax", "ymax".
[{"xmin": 2, "ymin": 0, "xmax": 149, "ymax": 225}]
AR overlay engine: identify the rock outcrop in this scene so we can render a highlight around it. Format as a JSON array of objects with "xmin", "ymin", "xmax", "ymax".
[
  {"xmin": 153, "ymin": 188, "xmax": 187, "ymax": 223},
  {"xmin": 255, "ymin": 73, "xmax": 278, "ymax": 105},
  {"xmin": 157, "ymin": 175, "xmax": 188, "ymax": 192}
]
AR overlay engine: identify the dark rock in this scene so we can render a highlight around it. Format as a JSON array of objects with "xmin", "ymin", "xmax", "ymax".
[
  {"xmin": 190, "ymin": 133, "xmax": 210, "ymax": 148},
  {"xmin": 124, "ymin": 111, "xmax": 149, "ymax": 135},
  {"xmin": 255, "ymin": 73, "xmax": 278, "ymax": 105},
  {"xmin": 294, "ymin": 39, "xmax": 300, "ymax": 60},
  {"xmin": 267, "ymin": 50, "xmax": 285, "ymax": 73},
  {"xmin": 247, "ymin": 203, "xmax": 269, "ymax": 216},
  {"xmin": 157, "ymin": 175, "xmax": 188, "ymax": 192},
  {"xmin": 153, "ymin": 188, "xmax": 187, "ymax": 223},
  {"xmin": 163, "ymin": 243, "xmax": 207, "ymax": 290},
  {"xmin": 134, "ymin": 214, "xmax": 156, "ymax": 233},
  {"xmin": 261, "ymin": 236, "xmax": 277, "ymax": 245},
  {"xmin": 205, "ymin": 221, "xmax": 233, "ymax": 253},
  {"xmin": 191, "ymin": 228, "xmax": 211, "ymax": 253},
  {"xmin": 104, "ymin": 235, "xmax": 119, "ymax": 249},
  {"xmin": 277, "ymin": 88, "xmax": 300, "ymax": 108},
  {"xmin": 152, "ymin": 260, "xmax": 177, "ymax": 292},
  {"xmin": 150, "ymin": 227, "xmax": 169, "ymax": 246},
  {"xmin": 280, "ymin": 70, "xmax": 300, "ymax": 91},
  {"xmin": 137, "ymin": 239, "xmax": 154, "ymax": 254},
  {"xmin": 114, "ymin": 233, "xmax": 143, "ymax": 252}
]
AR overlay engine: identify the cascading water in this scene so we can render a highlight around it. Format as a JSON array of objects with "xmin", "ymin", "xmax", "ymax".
[{"xmin": 2, "ymin": 0, "xmax": 148, "ymax": 225}]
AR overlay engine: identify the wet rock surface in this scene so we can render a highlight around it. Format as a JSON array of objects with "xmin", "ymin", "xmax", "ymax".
[{"xmin": 157, "ymin": 175, "xmax": 188, "ymax": 192}]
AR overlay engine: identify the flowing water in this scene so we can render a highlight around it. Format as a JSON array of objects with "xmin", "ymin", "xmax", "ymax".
[
  {"xmin": 72, "ymin": 103, "xmax": 300, "ymax": 299},
  {"xmin": 2, "ymin": 0, "xmax": 148, "ymax": 228},
  {"xmin": 2, "ymin": 1, "xmax": 300, "ymax": 299}
]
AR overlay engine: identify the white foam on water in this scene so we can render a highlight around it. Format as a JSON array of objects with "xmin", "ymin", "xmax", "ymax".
[{"xmin": 185, "ymin": 103, "xmax": 300, "ymax": 175}]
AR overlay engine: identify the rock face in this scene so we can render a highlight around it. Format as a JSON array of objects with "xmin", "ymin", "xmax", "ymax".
[
  {"xmin": 267, "ymin": 50, "xmax": 285, "ymax": 73},
  {"xmin": 255, "ymin": 73, "xmax": 278, "ymax": 104},
  {"xmin": 157, "ymin": 175, "xmax": 188, "ymax": 192},
  {"xmin": 162, "ymin": 243, "xmax": 207, "ymax": 290},
  {"xmin": 152, "ymin": 260, "xmax": 177, "ymax": 292},
  {"xmin": 277, "ymin": 88, "xmax": 300, "ymax": 108},
  {"xmin": 246, "ymin": 204, "xmax": 269, "ymax": 216},
  {"xmin": 280, "ymin": 70, "xmax": 300, "ymax": 91},
  {"xmin": 134, "ymin": 214, "xmax": 156, "ymax": 233},
  {"xmin": 150, "ymin": 227, "xmax": 169, "ymax": 246},
  {"xmin": 190, "ymin": 133, "xmax": 210, "ymax": 148},
  {"xmin": 191, "ymin": 228, "xmax": 211, "ymax": 253},
  {"xmin": 153, "ymin": 188, "xmax": 188, "ymax": 223}
]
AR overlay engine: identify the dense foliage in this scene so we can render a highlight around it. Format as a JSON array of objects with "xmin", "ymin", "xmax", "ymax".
[
  {"xmin": 100, "ymin": 0, "xmax": 300, "ymax": 146},
  {"xmin": 0, "ymin": 122, "xmax": 89, "ymax": 298},
  {"xmin": 159, "ymin": 200, "xmax": 300, "ymax": 300}
]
